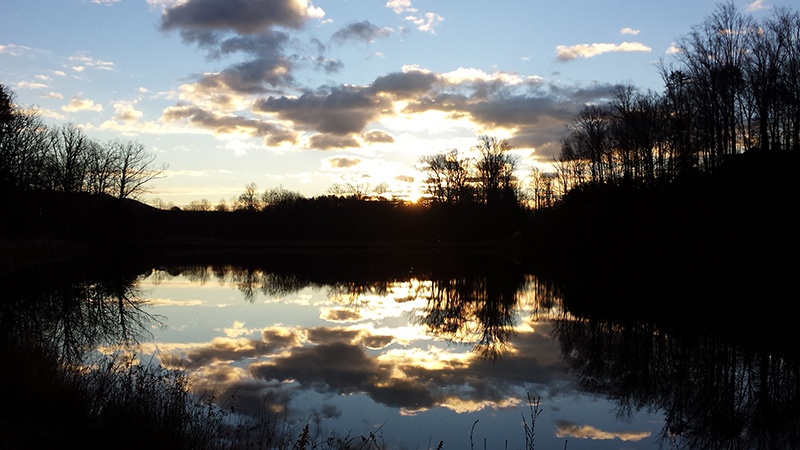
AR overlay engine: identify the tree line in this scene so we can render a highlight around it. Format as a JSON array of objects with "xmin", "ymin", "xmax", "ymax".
[
  {"xmin": 548, "ymin": 3, "xmax": 800, "ymax": 200},
  {"xmin": 191, "ymin": 134, "xmax": 523, "ymax": 213},
  {"xmin": 0, "ymin": 84, "xmax": 165, "ymax": 200}
]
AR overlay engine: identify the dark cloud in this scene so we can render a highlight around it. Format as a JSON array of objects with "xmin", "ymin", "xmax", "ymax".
[
  {"xmin": 306, "ymin": 326, "xmax": 361, "ymax": 344},
  {"xmin": 180, "ymin": 329, "xmax": 301, "ymax": 365},
  {"xmin": 370, "ymin": 377, "xmax": 436, "ymax": 410},
  {"xmin": 310, "ymin": 134, "xmax": 361, "ymax": 150},
  {"xmin": 160, "ymin": 0, "xmax": 311, "ymax": 34},
  {"xmin": 323, "ymin": 308, "xmax": 362, "ymax": 322},
  {"xmin": 331, "ymin": 21, "xmax": 392, "ymax": 45},
  {"xmin": 371, "ymin": 70, "xmax": 438, "ymax": 98},
  {"xmin": 197, "ymin": 58, "xmax": 294, "ymax": 93},
  {"xmin": 161, "ymin": 103, "xmax": 297, "ymax": 144},
  {"xmin": 178, "ymin": 31, "xmax": 296, "ymax": 92},
  {"xmin": 398, "ymin": 81, "xmax": 617, "ymax": 158},
  {"xmin": 363, "ymin": 130, "xmax": 394, "ymax": 143},
  {"xmin": 327, "ymin": 156, "xmax": 361, "ymax": 168},
  {"xmin": 251, "ymin": 342, "xmax": 377, "ymax": 392},
  {"xmin": 255, "ymin": 86, "xmax": 389, "ymax": 135},
  {"xmin": 313, "ymin": 56, "xmax": 345, "ymax": 74},
  {"xmin": 360, "ymin": 334, "xmax": 394, "ymax": 349}
]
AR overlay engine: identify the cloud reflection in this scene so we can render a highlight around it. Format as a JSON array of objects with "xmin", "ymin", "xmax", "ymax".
[{"xmin": 556, "ymin": 421, "xmax": 651, "ymax": 442}]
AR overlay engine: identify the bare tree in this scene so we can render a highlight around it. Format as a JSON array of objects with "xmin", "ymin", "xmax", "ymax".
[
  {"xmin": 110, "ymin": 140, "xmax": 166, "ymax": 200},
  {"xmin": 0, "ymin": 87, "xmax": 49, "ymax": 191},
  {"xmin": 84, "ymin": 140, "xmax": 117, "ymax": 195},
  {"xmin": 473, "ymin": 135, "xmax": 519, "ymax": 207},
  {"xmin": 418, "ymin": 149, "xmax": 472, "ymax": 205},
  {"xmin": 48, "ymin": 123, "xmax": 91, "ymax": 194},
  {"xmin": 185, "ymin": 199, "xmax": 212, "ymax": 211},
  {"xmin": 263, "ymin": 185, "xmax": 305, "ymax": 208},
  {"xmin": 327, "ymin": 179, "xmax": 387, "ymax": 200},
  {"xmin": 237, "ymin": 182, "xmax": 262, "ymax": 210}
]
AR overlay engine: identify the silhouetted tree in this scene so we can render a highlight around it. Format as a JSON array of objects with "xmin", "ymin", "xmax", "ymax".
[
  {"xmin": 47, "ymin": 123, "xmax": 91, "ymax": 194},
  {"xmin": 185, "ymin": 199, "xmax": 212, "ymax": 211},
  {"xmin": 0, "ymin": 87, "xmax": 49, "ymax": 192},
  {"xmin": 418, "ymin": 149, "xmax": 473, "ymax": 205},
  {"xmin": 262, "ymin": 185, "xmax": 305, "ymax": 208},
  {"xmin": 473, "ymin": 135, "xmax": 519, "ymax": 207},
  {"xmin": 111, "ymin": 139, "xmax": 166, "ymax": 200},
  {"xmin": 327, "ymin": 179, "xmax": 388, "ymax": 200},
  {"xmin": 236, "ymin": 182, "xmax": 262, "ymax": 211}
]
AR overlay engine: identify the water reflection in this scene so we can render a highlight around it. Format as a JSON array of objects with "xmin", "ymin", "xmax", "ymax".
[
  {"xmin": 554, "ymin": 318, "xmax": 800, "ymax": 448},
  {"xmin": 1, "ymin": 266, "xmax": 160, "ymax": 362},
  {"xmin": 2, "ymin": 258, "xmax": 798, "ymax": 449}
]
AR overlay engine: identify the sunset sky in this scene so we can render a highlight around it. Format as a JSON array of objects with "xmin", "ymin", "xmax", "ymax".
[{"xmin": 1, "ymin": 0, "xmax": 789, "ymax": 206}]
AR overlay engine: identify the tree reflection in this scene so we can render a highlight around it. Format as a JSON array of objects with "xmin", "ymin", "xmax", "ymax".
[
  {"xmin": 419, "ymin": 269, "xmax": 530, "ymax": 360},
  {"xmin": 1, "ymin": 268, "xmax": 161, "ymax": 362},
  {"xmin": 552, "ymin": 317, "xmax": 800, "ymax": 449}
]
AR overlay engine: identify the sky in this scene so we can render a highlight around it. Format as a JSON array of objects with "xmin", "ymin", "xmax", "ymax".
[{"xmin": 1, "ymin": 0, "xmax": 792, "ymax": 206}]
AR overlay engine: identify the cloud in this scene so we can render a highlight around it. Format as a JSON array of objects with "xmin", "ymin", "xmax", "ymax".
[
  {"xmin": 309, "ymin": 133, "xmax": 361, "ymax": 150},
  {"xmin": 68, "ymin": 54, "xmax": 114, "ymax": 71},
  {"xmin": 555, "ymin": 421, "xmax": 651, "ymax": 442},
  {"xmin": 183, "ymin": 31, "xmax": 297, "ymax": 93},
  {"xmin": 666, "ymin": 43, "xmax": 681, "ymax": 54},
  {"xmin": 620, "ymin": 27, "xmax": 640, "ymax": 35},
  {"xmin": 159, "ymin": 0, "xmax": 321, "ymax": 34},
  {"xmin": 161, "ymin": 103, "xmax": 298, "ymax": 144},
  {"xmin": 325, "ymin": 156, "xmax": 362, "ymax": 168},
  {"xmin": 385, "ymin": 0, "xmax": 441, "ymax": 33},
  {"xmin": 332, "ymin": 21, "xmax": 393, "ymax": 44},
  {"xmin": 111, "ymin": 101, "xmax": 144, "ymax": 124},
  {"xmin": 16, "ymin": 81, "xmax": 48, "ymax": 90},
  {"xmin": 176, "ymin": 327, "xmax": 302, "ymax": 365},
  {"xmin": 62, "ymin": 96, "xmax": 103, "ymax": 112},
  {"xmin": 169, "ymin": 62, "xmax": 614, "ymax": 159},
  {"xmin": 405, "ymin": 12, "xmax": 444, "ymax": 33},
  {"xmin": 363, "ymin": 130, "xmax": 394, "ymax": 143},
  {"xmin": 746, "ymin": 0, "xmax": 770, "ymax": 12},
  {"xmin": 555, "ymin": 42, "xmax": 652, "ymax": 61},
  {"xmin": 41, "ymin": 92, "xmax": 64, "ymax": 100},
  {"xmin": 0, "ymin": 43, "xmax": 37, "ymax": 56},
  {"xmin": 254, "ymin": 86, "xmax": 390, "ymax": 135},
  {"xmin": 371, "ymin": 69, "xmax": 438, "ymax": 98},
  {"xmin": 386, "ymin": 0, "xmax": 416, "ymax": 14}
]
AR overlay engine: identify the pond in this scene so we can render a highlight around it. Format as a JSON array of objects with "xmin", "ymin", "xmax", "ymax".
[{"xmin": 2, "ymin": 252, "xmax": 798, "ymax": 449}]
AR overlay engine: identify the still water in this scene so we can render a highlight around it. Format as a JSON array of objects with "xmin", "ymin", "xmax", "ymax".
[
  {"xmin": 3, "ymin": 253, "xmax": 798, "ymax": 449},
  {"xmin": 136, "ymin": 266, "xmax": 665, "ymax": 450}
]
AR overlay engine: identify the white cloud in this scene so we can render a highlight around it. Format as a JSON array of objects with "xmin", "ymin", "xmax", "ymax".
[
  {"xmin": 386, "ymin": 0, "xmax": 416, "ymax": 14},
  {"xmin": 16, "ymin": 81, "xmax": 48, "ymax": 90},
  {"xmin": 666, "ymin": 43, "xmax": 681, "ymax": 54},
  {"xmin": 62, "ymin": 96, "xmax": 104, "ymax": 112},
  {"xmin": 41, "ymin": 92, "xmax": 64, "ymax": 100},
  {"xmin": 69, "ymin": 54, "xmax": 114, "ymax": 71},
  {"xmin": 746, "ymin": 0, "xmax": 770, "ymax": 12},
  {"xmin": 0, "ymin": 43, "xmax": 37, "ymax": 56},
  {"xmin": 555, "ymin": 42, "xmax": 652, "ymax": 61},
  {"xmin": 111, "ymin": 101, "xmax": 144, "ymax": 123},
  {"xmin": 405, "ymin": 12, "xmax": 443, "ymax": 33},
  {"xmin": 620, "ymin": 27, "xmax": 640, "ymax": 35}
]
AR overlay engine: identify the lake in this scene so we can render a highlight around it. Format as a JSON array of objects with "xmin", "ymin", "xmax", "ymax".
[{"xmin": 2, "ymin": 251, "xmax": 798, "ymax": 449}]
